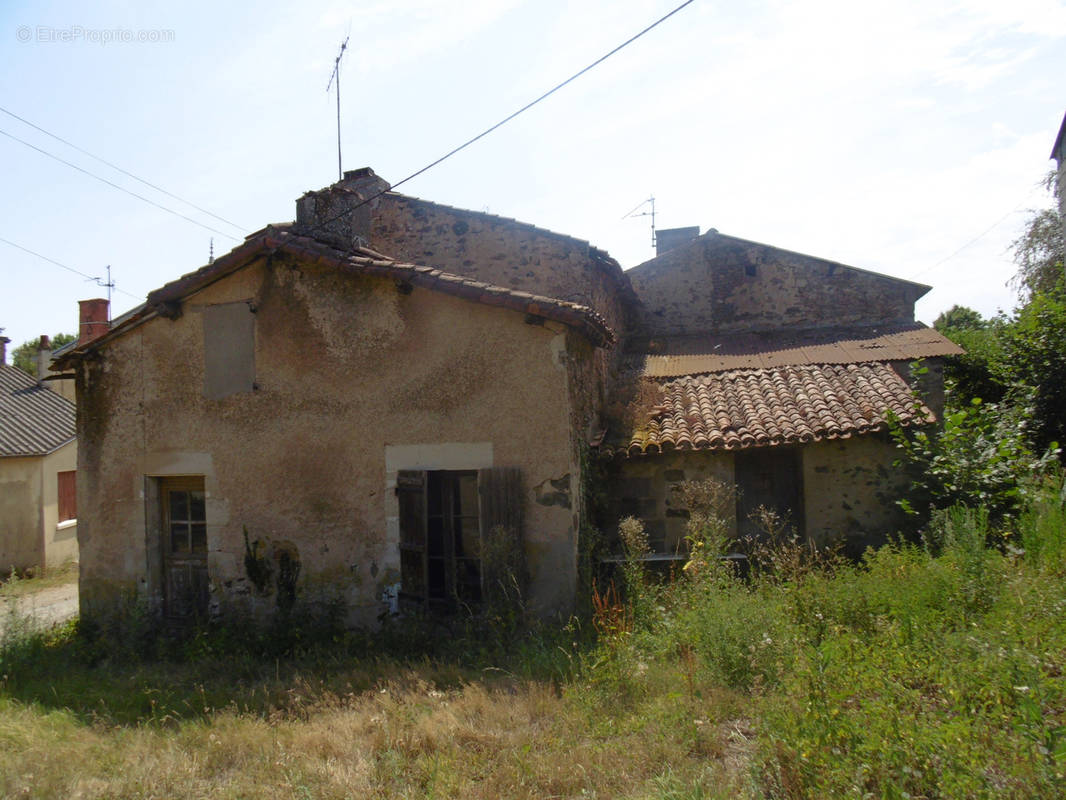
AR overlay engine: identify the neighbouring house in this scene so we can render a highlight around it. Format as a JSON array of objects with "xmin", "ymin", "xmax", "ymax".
[
  {"xmin": 0, "ymin": 335, "xmax": 78, "ymax": 573},
  {"xmin": 54, "ymin": 168, "xmax": 960, "ymax": 626},
  {"xmin": 599, "ymin": 228, "xmax": 961, "ymax": 558}
]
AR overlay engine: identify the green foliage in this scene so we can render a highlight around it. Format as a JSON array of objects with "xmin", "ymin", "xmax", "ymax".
[
  {"xmin": 888, "ymin": 396, "xmax": 1054, "ymax": 526},
  {"xmin": 1010, "ymin": 172, "xmax": 1065, "ymax": 300},
  {"xmin": 933, "ymin": 304, "xmax": 987, "ymax": 332},
  {"xmin": 10, "ymin": 333, "xmax": 75, "ymax": 377},
  {"xmin": 998, "ymin": 290, "xmax": 1066, "ymax": 454}
]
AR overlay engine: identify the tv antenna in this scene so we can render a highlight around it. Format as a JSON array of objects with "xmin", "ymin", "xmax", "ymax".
[
  {"xmin": 326, "ymin": 35, "xmax": 350, "ymax": 181},
  {"xmin": 623, "ymin": 195, "xmax": 656, "ymax": 249},
  {"xmin": 87, "ymin": 265, "xmax": 115, "ymax": 320}
]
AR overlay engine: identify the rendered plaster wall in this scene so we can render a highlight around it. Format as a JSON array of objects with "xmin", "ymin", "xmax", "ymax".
[
  {"xmin": 802, "ymin": 435, "xmax": 907, "ymax": 554},
  {"xmin": 603, "ymin": 451, "xmax": 736, "ymax": 554},
  {"xmin": 75, "ymin": 254, "xmax": 583, "ymax": 625},
  {"xmin": 628, "ymin": 235, "xmax": 923, "ymax": 337},
  {"xmin": 0, "ymin": 456, "xmax": 43, "ymax": 570},
  {"xmin": 41, "ymin": 442, "xmax": 78, "ymax": 569}
]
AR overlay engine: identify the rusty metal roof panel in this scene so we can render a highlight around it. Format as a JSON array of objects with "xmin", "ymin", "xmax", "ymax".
[{"xmin": 632, "ymin": 324, "xmax": 963, "ymax": 378}]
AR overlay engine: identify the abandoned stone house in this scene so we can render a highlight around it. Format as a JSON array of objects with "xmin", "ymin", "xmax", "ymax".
[{"xmin": 54, "ymin": 168, "xmax": 961, "ymax": 626}]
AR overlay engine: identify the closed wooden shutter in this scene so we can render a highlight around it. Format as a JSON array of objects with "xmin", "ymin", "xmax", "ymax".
[
  {"xmin": 57, "ymin": 470, "xmax": 76, "ymax": 522},
  {"xmin": 397, "ymin": 470, "xmax": 427, "ymax": 607},
  {"xmin": 478, "ymin": 467, "xmax": 525, "ymax": 603}
]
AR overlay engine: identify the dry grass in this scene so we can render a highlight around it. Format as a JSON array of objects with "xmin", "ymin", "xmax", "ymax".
[{"xmin": 0, "ymin": 671, "xmax": 746, "ymax": 799}]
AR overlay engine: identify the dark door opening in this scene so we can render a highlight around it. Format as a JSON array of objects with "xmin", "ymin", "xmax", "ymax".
[
  {"xmin": 735, "ymin": 448, "xmax": 803, "ymax": 542},
  {"xmin": 161, "ymin": 476, "xmax": 209, "ymax": 620}
]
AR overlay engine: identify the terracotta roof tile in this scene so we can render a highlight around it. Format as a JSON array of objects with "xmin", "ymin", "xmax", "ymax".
[
  {"xmin": 610, "ymin": 362, "xmax": 932, "ymax": 456},
  {"xmin": 58, "ymin": 226, "xmax": 616, "ymax": 366}
]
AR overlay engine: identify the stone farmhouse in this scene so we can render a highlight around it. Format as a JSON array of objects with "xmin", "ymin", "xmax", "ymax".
[{"xmin": 54, "ymin": 169, "xmax": 960, "ymax": 626}]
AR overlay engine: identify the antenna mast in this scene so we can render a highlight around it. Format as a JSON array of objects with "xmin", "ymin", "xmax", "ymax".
[
  {"xmin": 622, "ymin": 195, "xmax": 656, "ymax": 250},
  {"xmin": 88, "ymin": 266, "xmax": 115, "ymax": 321},
  {"xmin": 326, "ymin": 36, "xmax": 350, "ymax": 181}
]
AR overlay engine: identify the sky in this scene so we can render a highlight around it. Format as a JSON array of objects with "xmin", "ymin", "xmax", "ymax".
[{"xmin": 1, "ymin": 0, "xmax": 1064, "ymax": 352}]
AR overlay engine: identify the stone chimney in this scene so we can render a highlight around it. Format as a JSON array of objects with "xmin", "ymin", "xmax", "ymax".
[
  {"xmin": 78, "ymin": 298, "xmax": 110, "ymax": 346},
  {"xmin": 0, "ymin": 336, "xmax": 9, "ymax": 366},
  {"xmin": 655, "ymin": 226, "xmax": 701, "ymax": 256},
  {"xmin": 294, "ymin": 167, "xmax": 391, "ymax": 251},
  {"xmin": 36, "ymin": 335, "xmax": 51, "ymax": 384}
]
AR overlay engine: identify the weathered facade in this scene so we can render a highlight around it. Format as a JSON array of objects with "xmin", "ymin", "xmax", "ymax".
[
  {"xmin": 58, "ymin": 171, "xmax": 962, "ymax": 627},
  {"xmin": 58, "ymin": 183, "xmax": 617, "ymax": 625},
  {"xmin": 602, "ymin": 228, "xmax": 962, "ymax": 556},
  {"xmin": 0, "ymin": 338, "xmax": 78, "ymax": 572}
]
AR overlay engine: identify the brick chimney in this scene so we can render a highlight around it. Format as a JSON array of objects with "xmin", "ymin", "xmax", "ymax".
[
  {"xmin": 0, "ymin": 336, "xmax": 9, "ymax": 366},
  {"xmin": 294, "ymin": 167, "xmax": 391, "ymax": 251},
  {"xmin": 78, "ymin": 298, "xmax": 110, "ymax": 346}
]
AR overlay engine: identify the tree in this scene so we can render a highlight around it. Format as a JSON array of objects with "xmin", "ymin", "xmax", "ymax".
[
  {"xmin": 11, "ymin": 333, "xmax": 76, "ymax": 377},
  {"xmin": 1010, "ymin": 172, "xmax": 1065, "ymax": 299},
  {"xmin": 933, "ymin": 305, "xmax": 986, "ymax": 333}
]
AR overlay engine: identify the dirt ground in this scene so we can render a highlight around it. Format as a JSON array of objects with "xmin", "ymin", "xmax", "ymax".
[{"xmin": 0, "ymin": 581, "xmax": 78, "ymax": 636}]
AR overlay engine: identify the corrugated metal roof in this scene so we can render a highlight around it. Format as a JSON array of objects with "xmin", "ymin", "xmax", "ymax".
[
  {"xmin": 629, "ymin": 324, "xmax": 963, "ymax": 378},
  {"xmin": 610, "ymin": 362, "xmax": 931, "ymax": 456},
  {"xmin": 0, "ymin": 365, "xmax": 76, "ymax": 457}
]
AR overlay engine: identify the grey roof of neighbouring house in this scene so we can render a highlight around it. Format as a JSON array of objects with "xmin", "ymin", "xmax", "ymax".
[{"xmin": 0, "ymin": 364, "xmax": 76, "ymax": 457}]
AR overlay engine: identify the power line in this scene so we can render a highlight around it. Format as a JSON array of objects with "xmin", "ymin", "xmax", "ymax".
[
  {"xmin": 0, "ymin": 128, "xmax": 241, "ymax": 241},
  {"xmin": 310, "ymin": 0, "xmax": 698, "ymax": 235},
  {"xmin": 0, "ymin": 106, "xmax": 247, "ymax": 233},
  {"xmin": 0, "ymin": 236, "xmax": 141, "ymax": 300},
  {"xmin": 910, "ymin": 182, "xmax": 1047, "ymax": 280}
]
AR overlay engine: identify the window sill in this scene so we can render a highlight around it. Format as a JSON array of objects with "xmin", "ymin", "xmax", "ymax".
[{"xmin": 57, "ymin": 519, "xmax": 77, "ymax": 531}]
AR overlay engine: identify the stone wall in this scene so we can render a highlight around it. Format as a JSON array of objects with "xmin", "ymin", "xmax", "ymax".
[
  {"xmin": 600, "ymin": 434, "xmax": 906, "ymax": 557},
  {"xmin": 628, "ymin": 233, "xmax": 927, "ymax": 337},
  {"xmin": 75, "ymin": 253, "xmax": 594, "ymax": 625}
]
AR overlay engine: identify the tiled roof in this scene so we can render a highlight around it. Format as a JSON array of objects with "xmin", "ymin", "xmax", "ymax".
[
  {"xmin": 612, "ymin": 362, "xmax": 932, "ymax": 456},
  {"xmin": 629, "ymin": 324, "xmax": 963, "ymax": 378},
  {"xmin": 0, "ymin": 365, "xmax": 76, "ymax": 457},
  {"xmin": 56, "ymin": 225, "xmax": 616, "ymax": 367}
]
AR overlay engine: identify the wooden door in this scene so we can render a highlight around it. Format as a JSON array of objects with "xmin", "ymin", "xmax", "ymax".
[
  {"xmin": 161, "ymin": 477, "xmax": 209, "ymax": 620},
  {"xmin": 735, "ymin": 449, "xmax": 803, "ymax": 541}
]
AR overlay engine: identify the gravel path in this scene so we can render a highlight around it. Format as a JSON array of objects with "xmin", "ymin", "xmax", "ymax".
[{"xmin": 0, "ymin": 582, "xmax": 79, "ymax": 637}]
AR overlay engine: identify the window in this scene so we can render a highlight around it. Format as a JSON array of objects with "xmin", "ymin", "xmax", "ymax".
[
  {"xmin": 57, "ymin": 470, "xmax": 76, "ymax": 522},
  {"xmin": 397, "ymin": 467, "xmax": 522, "ymax": 612},
  {"xmin": 203, "ymin": 301, "xmax": 255, "ymax": 399}
]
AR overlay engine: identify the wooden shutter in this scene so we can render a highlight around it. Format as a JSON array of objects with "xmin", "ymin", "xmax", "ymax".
[
  {"xmin": 57, "ymin": 470, "xmax": 77, "ymax": 522},
  {"xmin": 478, "ymin": 467, "xmax": 525, "ymax": 603},
  {"xmin": 397, "ymin": 470, "xmax": 428, "ymax": 607}
]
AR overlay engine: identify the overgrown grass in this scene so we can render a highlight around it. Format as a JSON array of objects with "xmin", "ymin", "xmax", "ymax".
[{"xmin": 2, "ymin": 486, "xmax": 1065, "ymax": 798}]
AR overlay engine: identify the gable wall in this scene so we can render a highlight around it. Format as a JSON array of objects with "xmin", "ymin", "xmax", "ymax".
[
  {"xmin": 76, "ymin": 254, "xmax": 590, "ymax": 625},
  {"xmin": 628, "ymin": 237, "xmax": 921, "ymax": 337},
  {"xmin": 0, "ymin": 456, "xmax": 44, "ymax": 571}
]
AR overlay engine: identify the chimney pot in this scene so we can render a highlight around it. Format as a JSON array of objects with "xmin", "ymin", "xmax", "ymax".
[
  {"xmin": 36, "ymin": 335, "xmax": 51, "ymax": 384},
  {"xmin": 78, "ymin": 298, "xmax": 110, "ymax": 346},
  {"xmin": 0, "ymin": 336, "xmax": 9, "ymax": 366}
]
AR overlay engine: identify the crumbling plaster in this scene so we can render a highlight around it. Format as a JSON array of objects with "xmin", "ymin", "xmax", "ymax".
[{"xmin": 76, "ymin": 253, "xmax": 593, "ymax": 624}]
